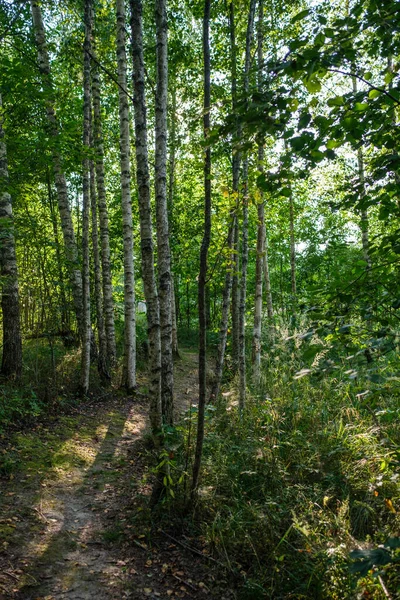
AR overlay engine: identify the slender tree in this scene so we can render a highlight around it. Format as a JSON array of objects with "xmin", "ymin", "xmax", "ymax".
[
  {"xmin": 0, "ymin": 92, "xmax": 22, "ymax": 379},
  {"xmin": 155, "ymin": 0, "xmax": 174, "ymax": 425},
  {"xmin": 229, "ymin": 0, "xmax": 240, "ymax": 374},
  {"xmin": 191, "ymin": 0, "xmax": 211, "ymax": 500},
  {"xmin": 168, "ymin": 82, "xmax": 179, "ymax": 357},
  {"xmin": 238, "ymin": 0, "xmax": 257, "ymax": 411},
  {"xmin": 130, "ymin": 0, "xmax": 162, "ymax": 436},
  {"xmin": 30, "ymin": 0, "xmax": 83, "ymax": 339},
  {"xmin": 91, "ymin": 64, "xmax": 117, "ymax": 366},
  {"xmin": 252, "ymin": 0, "xmax": 265, "ymax": 384},
  {"xmin": 263, "ymin": 225, "xmax": 274, "ymax": 321},
  {"xmin": 90, "ymin": 146, "xmax": 109, "ymax": 380},
  {"xmin": 117, "ymin": 0, "xmax": 136, "ymax": 392},
  {"xmin": 80, "ymin": 0, "xmax": 93, "ymax": 394},
  {"xmin": 352, "ymin": 76, "xmax": 371, "ymax": 270}
]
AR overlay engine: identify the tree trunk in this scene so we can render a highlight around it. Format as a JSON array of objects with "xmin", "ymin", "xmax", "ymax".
[
  {"xmin": 30, "ymin": 0, "xmax": 83, "ymax": 338},
  {"xmin": 263, "ymin": 224, "xmax": 274, "ymax": 320},
  {"xmin": 90, "ymin": 146, "xmax": 109, "ymax": 379},
  {"xmin": 229, "ymin": 0, "xmax": 240, "ymax": 375},
  {"xmin": 130, "ymin": 0, "xmax": 162, "ymax": 436},
  {"xmin": 252, "ymin": 0, "xmax": 265, "ymax": 384},
  {"xmin": 168, "ymin": 84, "xmax": 179, "ymax": 357},
  {"xmin": 352, "ymin": 76, "xmax": 371, "ymax": 270},
  {"xmin": 117, "ymin": 0, "xmax": 136, "ymax": 392},
  {"xmin": 0, "ymin": 92, "xmax": 22, "ymax": 379},
  {"xmin": 80, "ymin": 0, "xmax": 92, "ymax": 394},
  {"xmin": 289, "ymin": 189, "xmax": 296, "ymax": 305},
  {"xmin": 47, "ymin": 170, "xmax": 69, "ymax": 333},
  {"xmin": 155, "ymin": 0, "xmax": 174, "ymax": 425},
  {"xmin": 91, "ymin": 65, "xmax": 117, "ymax": 367},
  {"xmin": 238, "ymin": 0, "xmax": 257, "ymax": 412},
  {"xmin": 210, "ymin": 218, "xmax": 234, "ymax": 401},
  {"xmin": 191, "ymin": 0, "xmax": 211, "ymax": 501}
]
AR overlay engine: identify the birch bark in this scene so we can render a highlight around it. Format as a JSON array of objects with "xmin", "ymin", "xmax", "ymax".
[
  {"xmin": 117, "ymin": 0, "xmax": 136, "ymax": 391},
  {"xmin": 155, "ymin": 0, "xmax": 174, "ymax": 425},
  {"xmin": 191, "ymin": 0, "xmax": 211, "ymax": 500},
  {"xmin": 91, "ymin": 65, "xmax": 117, "ymax": 366},
  {"xmin": 30, "ymin": 0, "xmax": 83, "ymax": 338},
  {"xmin": 252, "ymin": 0, "xmax": 265, "ymax": 384},
  {"xmin": 352, "ymin": 76, "xmax": 371, "ymax": 270},
  {"xmin": 130, "ymin": 0, "xmax": 162, "ymax": 435},
  {"xmin": 230, "ymin": 0, "xmax": 240, "ymax": 375},
  {"xmin": 238, "ymin": 0, "xmax": 257, "ymax": 412},
  {"xmin": 0, "ymin": 92, "xmax": 22, "ymax": 379},
  {"xmin": 80, "ymin": 0, "xmax": 92, "ymax": 394}
]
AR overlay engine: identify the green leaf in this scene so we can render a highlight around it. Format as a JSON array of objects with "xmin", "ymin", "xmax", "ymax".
[
  {"xmin": 326, "ymin": 139, "xmax": 341, "ymax": 149},
  {"xmin": 354, "ymin": 102, "xmax": 369, "ymax": 111},
  {"xmin": 280, "ymin": 187, "xmax": 292, "ymax": 197},
  {"xmin": 303, "ymin": 77, "xmax": 321, "ymax": 93},
  {"xmin": 368, "ymin": 89, "xmax": 381, "ymax": 99},
  {"xmin": 291, "ymin": 9, "xmax": 311, "ymax": 23},
  {"xmin": 327, "ymin": 96, "xmax": 345, "ymax": 107}
]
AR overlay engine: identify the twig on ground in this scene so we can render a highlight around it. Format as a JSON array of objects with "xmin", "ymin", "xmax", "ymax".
[{"xmin": 160, "ymin": 529, "xmax": 232, "ymax": 572}]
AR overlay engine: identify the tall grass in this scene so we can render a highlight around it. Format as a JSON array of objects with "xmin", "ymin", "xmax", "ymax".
[{"xmin": 171, "ymin": 324, "xmax": 400, "ymax": 599}]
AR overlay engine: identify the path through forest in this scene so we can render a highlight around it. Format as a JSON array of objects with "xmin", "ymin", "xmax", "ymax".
[{"xmin": 0, "ymin": 350, "xmax": 235, "ymax": 600}]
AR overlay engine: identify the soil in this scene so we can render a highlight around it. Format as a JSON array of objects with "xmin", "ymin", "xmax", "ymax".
[{"xmin": 0, "ymin": 350, "xmax": 236, "ymax": 600}]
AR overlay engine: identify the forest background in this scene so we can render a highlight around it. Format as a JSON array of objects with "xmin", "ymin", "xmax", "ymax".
[{"xmin": 0, "ymin": 0, "xmax": 399, "ymax": 598}]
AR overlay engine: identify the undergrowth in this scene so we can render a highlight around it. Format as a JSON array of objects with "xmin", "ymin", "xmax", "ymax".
[{"xmin": 167, "ymin": 332, "xmax": 400, "ymax": 599}]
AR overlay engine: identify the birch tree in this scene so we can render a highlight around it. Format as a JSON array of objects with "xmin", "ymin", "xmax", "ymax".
[
  {"xmin": 0, "ymin": 92, "xmax": 22, "ymax": 379},
  {"xmin": 252, "ymin": 0, "xmax": 264, "ymax": 384},
  {"xmin": 191, "ymin": 0, "xmax": 211, "ymax": 500},
  {"xmin": 155, "ymin": 0, "xmax": 174, "ymax": 425},
  {"xmin": 238, "ymin": 0, "xmax": 257, "ymax": 411},
  {"xmin": 91, "ymin": 64, "xmax": 117, "ymax": 366},
  {"xmin": 30, "ymin": 0, "xmax": 83, "ymax": 339},
  {"xmin": 130, "ymin": 0, "xmax": 162, "ymax": 435},
  {"xmin": 116, "ymin": 0, "xmax": 136, "ymax": 392},
  {"xmin": 212, "ymin": 0, "xmax": 239, "ymax": 399},
  {"xmin": 80, "ymin": 0, "xmax": 92, "ymax": 394}
]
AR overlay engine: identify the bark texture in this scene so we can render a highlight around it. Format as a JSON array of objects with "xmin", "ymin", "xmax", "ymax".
[
  {"xmin": 117, "ymin": 0, "xmax": 136, "ymax": 391},
  {"xmin": 92, "ymin": 64, "xmax": 117, "ymax": 366},
  {"xmin": 352, "ymin": 76, "xmax": 371, "ymax": 270},
  {"xmin": 155, "ymin": 0, "xmax": 174, "ymax": 425},
  {"xmin": 238, "ymin": 0, "xmax": 257, "ymax": 412},
  {"xmin": 130, "ymin": 0, "xmax": 162, "ymax": 435},
  {"xmin": 0, "ymin": 92, "xmax": 22, "ymax": 379},
  {"xmin": 191, "ymin": 0, "xmax": 211, "ymax": 500},
  {"xmin": 252, "ymin": 0, "xmax": 265, "ymax": 384},
  {"xmin": 90, "ymin": 154, "xmax": 109, "ymax": 380},
  {"xmin": 229, "ymin": 0, "xmax": 240, "ymax": 374},
  {"xmin": 30, "ymin": 0, "xmax": 83, "ymax": 338},
  {"xmin": 263, "ymin": 227, "xmax": 274, "ymax": 320},
  {"xmin": 80, "ymin": 0, "xmax": 92, "ymax": 394}
]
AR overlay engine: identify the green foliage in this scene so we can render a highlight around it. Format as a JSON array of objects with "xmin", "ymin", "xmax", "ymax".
[{"xmin": 170, "ymin": 327, "xmax": 399, "ymax": 599}]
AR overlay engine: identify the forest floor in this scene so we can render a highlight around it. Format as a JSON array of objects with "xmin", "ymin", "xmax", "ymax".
[{"xmin": 0, "ymin": 349, "xmax": 235, "ymax": 600}]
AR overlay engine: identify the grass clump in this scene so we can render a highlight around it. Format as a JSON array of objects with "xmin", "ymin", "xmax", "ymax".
[{"xmin": 171, "ymin": 341, "xmax": 400, "ymax": 599}]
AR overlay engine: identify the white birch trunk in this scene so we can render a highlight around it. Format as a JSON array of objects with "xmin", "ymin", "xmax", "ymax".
[
  {"xmin": 0, "ymin": 92, "xmax": 22, "ymax": 379},
  {"xmin": 80, "ymin": 0, "xmax": 92, "ymax": 394},
  {"xmin": 130, "ymin": 0, "xmax": 162, "ymax": 436},
  {"xmin": 116, "ymin": 0, "xmax": 136, "ymax": 392},
  {"xmin": 30, "ymin": 0, "xmax": 83, "ymax": 338},
  {"xmin": 91, "ymin": 65, "xmax": 117, "ymax": 366},
  {"xmin": 90, "ymin": 155, "xmax": 109, "ymax": 380},
  {"xmin": 352, "ymin": 76, "xmax": 371, "ymax": 270},
  {"xmin": 263, "ymin": 226, "xmax": 274, "ymax": 320},
  {"xmin": 155, "ymin": 0, "xmax": 174, "ymax": 425},
  {"xmin": 238, "ymin": 0, "xmax": 257, "ymax": 412},
  {"xmin": 252, "ymin": 0, "xmax": 265, "ymax": 384}
]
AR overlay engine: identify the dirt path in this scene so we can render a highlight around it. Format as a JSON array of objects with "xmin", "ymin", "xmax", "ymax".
[{"xmin": 0, "ymin": 350, "xmax": 235, "ymax": 600}]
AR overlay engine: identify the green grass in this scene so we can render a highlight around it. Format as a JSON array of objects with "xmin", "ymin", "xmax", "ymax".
[{"xmin": 169, "ymin": 332, "xmax": 400, "ymax": 599}]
